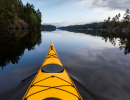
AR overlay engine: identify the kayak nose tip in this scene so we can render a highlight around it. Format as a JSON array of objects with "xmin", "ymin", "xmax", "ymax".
[{"xmin": 51, "ymin": 42, "xmax": 53, "ymax": 46}]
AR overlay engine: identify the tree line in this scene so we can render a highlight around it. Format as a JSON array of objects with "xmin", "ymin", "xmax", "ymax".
[
  {"xmin": 59, "ymin": 9, "xmax": 130, "ymax": 30},
  {"xmin": 41, "ymin": 24, "xmax": 56, "ymax": 29},
  {"xmin": 0, "ymin": 0, "xmax": 42, "ymax": 28},
  {"xmin": 103, "ymin": 9, "xmax": 130, "ymax": 29},
  {"xmin": 59, "ymin": 22, "xmax": 103, "ymax": 30}
]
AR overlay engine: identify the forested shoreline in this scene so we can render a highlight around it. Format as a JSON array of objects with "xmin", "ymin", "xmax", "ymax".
[
  {"xmin": 59, "ymin": 22, "xmax": 103, "ymax": 30},
  {"xmin": 41, "ymin": 24, "xmax": 56, "ymax": 29},
  {"xmin": 102, "ymin": 9, "xmax": 130, "ymax": 32},
  {"xmin": 0, "ymin": 0, "xmax": 42, "ymax": 29},
  {"xmin": 59, "ymin": 9, "xmax": 130, "ymax": 33}
]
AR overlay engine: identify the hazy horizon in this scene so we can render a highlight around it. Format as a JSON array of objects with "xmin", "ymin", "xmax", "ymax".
[{"xmin": 22, "ymin": 0, "xmax": 129, "ymax": 27}]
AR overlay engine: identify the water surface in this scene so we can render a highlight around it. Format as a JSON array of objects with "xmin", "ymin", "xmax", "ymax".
[{"xmin": 0, "ymin": 29, "xmax": 130, "ymax": 100}]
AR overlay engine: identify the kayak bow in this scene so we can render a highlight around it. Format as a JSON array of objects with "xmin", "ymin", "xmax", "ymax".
[{"xmin": 22, "ymin": 42, "xmax": 83, "ymax": 100}]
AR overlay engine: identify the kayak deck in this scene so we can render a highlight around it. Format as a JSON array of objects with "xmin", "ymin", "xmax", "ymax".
[{"xmin": 22, "ymin": 42, "xmax": 83, "ymax": 100}]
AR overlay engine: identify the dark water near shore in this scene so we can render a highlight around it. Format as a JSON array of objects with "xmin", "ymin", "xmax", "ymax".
[{"xmin": 0, "ymin": 29, "xmax": 130, "ymax": 100}]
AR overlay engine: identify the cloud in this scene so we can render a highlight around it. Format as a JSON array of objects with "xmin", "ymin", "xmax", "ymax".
[
  {"xmin": 54, "ymin": 0, "xmax": 130, "ymax": 10},
  {"xmin": 37, "ymin": 1, "xmax": 46, "ymax": 5},
  {"xmin": 38, "ymin": 0, "xmax": 130, "ymax": 10},
  {"xmin": 88, "ymin": 0, "xmax": 130, "ymax": 10},
  {"xmin": 37, "ymin": 0, "xmax": 129, "ymax": 26},
  {"xmin": 53, "ymin": 0, "xmax": 86, "ymax": 6},
  {"xmin": 26, "ymin": 0, "xmax": 130, "ymax": 11}
]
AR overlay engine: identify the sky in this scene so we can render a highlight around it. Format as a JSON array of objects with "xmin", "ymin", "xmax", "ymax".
[{"xmin": 22, "ymin": 0, "xmax": 130, "ymax": 27}]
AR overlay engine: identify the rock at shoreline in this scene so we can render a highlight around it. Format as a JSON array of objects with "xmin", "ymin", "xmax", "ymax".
[
  {"xmin": 103, "ymin": 26, "xmax": 130, "ymax": 33},
  {"xmin": 4, "ymin": 20, "xmax": 30, "ymax": 29}
]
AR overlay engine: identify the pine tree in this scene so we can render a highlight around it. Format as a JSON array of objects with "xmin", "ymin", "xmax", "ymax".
[
  {"xmin": 123, "ymin": 9, "xmax": 130, "ymax": 25},
  {"xmin": 0, "ymin": 0, "xmax": 42, "ymax": 28},
  {"xmin": 36, "ymin": 9, "xmax": 42, "ymax": 28}
]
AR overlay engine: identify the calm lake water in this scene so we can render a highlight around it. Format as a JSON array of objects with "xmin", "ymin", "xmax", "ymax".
[{"xmin": 0, "ymin": 29, "xmax": 130, "ymax": 100}]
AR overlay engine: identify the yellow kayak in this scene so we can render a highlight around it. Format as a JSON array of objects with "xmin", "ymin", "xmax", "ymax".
[{"xmin": 22, "ymin": 42, "xmax": 83, "ymax": 100}]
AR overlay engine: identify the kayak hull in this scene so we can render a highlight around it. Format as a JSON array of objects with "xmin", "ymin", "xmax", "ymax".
[{"xmin": 22, "ymin": 42, "xmax": 83, "ymax": 100}]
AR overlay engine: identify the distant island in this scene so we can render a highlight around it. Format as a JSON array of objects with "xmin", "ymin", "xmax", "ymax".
[
  {"xmin": 41, "ymin": 24, "xmax": 56, "ymax": 29},
  {"xmin": 58, "ymin": 22, "xmax": 103, "ymax": 30}
]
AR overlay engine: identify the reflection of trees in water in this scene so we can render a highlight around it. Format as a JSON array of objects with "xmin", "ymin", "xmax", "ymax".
[
  {"xmin": 61, "ymin": 29, "xmax": 130, "ymax": 55},
  {"xmin": 102, "ymin": 31, "xmax": 130, "ymax": 55},
  {"xmin": 0, "ymin": 30, "xmax": 42, "ymax": 69},
  {"xmin": 60, "ymin": 29, "xmax": 102, "ymax": 37}
]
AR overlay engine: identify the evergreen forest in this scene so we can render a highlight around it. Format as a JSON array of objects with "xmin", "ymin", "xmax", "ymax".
[
  {"xmin": 0, "ymin": 0, "xmax": 42, "ymax": 29},
  {"xmin": 41, "ymin": 24, "xmax": 56, "ymax": 29},
  {"xmin": 103, "ymin": 9, "xmax": 130, "ymax": 29},
  {"xmin": 59, "ymin": 22, "xmax": 103, "ymax": 30}
]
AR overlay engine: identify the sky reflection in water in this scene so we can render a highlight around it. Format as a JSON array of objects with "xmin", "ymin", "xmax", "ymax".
[{"xmin": 0, "ymin": 30, "xmax": 130, "ymax": 100}]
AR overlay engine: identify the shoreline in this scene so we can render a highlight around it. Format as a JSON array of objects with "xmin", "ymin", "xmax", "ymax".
[{"xmin": 59, "ymin": 28, "xmax": 130, "ymax": 33}]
